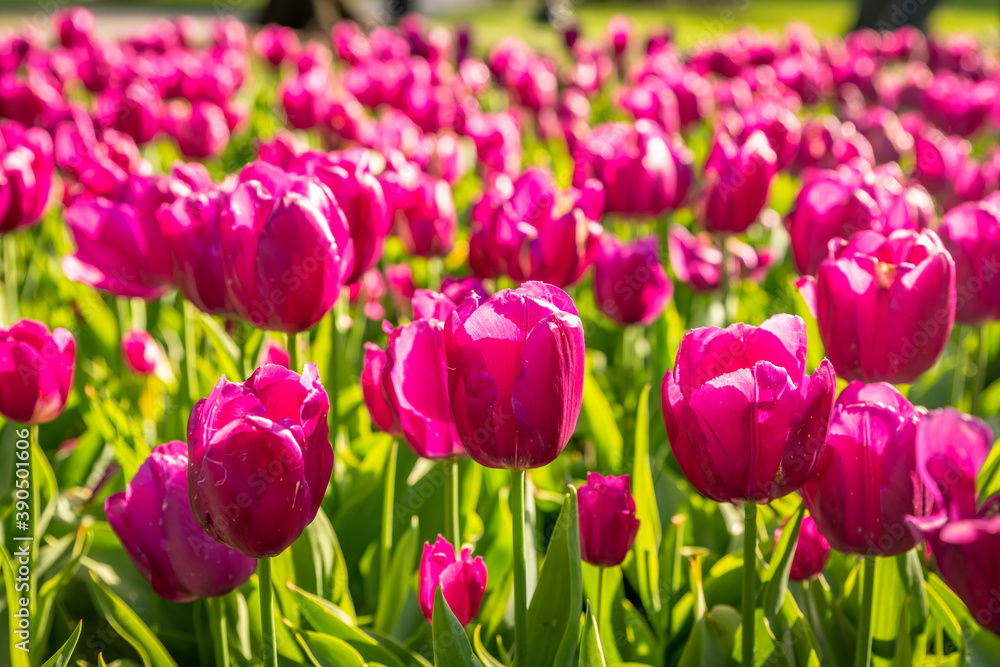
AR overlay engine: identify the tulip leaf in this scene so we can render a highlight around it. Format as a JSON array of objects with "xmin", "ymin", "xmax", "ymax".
[
  {"xmin": 579, "ymin": 602, "xmax": 608, "ymax": 667},
  {"xmin": 286, "ymin": 582, "xmax": 422, "ymax": 667},
  {"xmin": 730, "ymin": 608, "xmax": 793, "ymax": 667},
  {"xmin": 291, "ymin": 507, "xmax": 355, "ymax": 619},
  {"xmin": 926, "ymin": 573, "xmax": 1000, "ymax": 666},
  {"xmin": 296, "ymin": 628, "xmax": 368, "ymax": 667},
  {"xmin": 525, "ymin": 486, "xmax": 582, "ymax": 667},
  {"xmin": 98, "ymin": 654, "xmax": 110, "ymax": 667},
  {"xmin": 0, "ymin": 543, "xmax": 30, "ymax": 667},
  {"xmin": 975, "ymin": 436, "xmax": 1000, "ymax": 509},
  {"xmin": 374, "ymin": 517, "xmax": 419, "ymax": 634},
  {"xmin": 39, "ymin": 620, "xmax": 81, "ymax": 667},
  {"xmin": 473, "ymin": 625, "xmax": 508, "ymax": 667},
  {"xmin": 86, "ymin": 571, "xmax": 179, "ymax": 667},
  {"xmin": 580, "ymin": 364, "xmax": 624, "ymax": 473},
  {"xmin": 197, "ymin": 311, "xmax": 242, "ymax": 380},
  {"xmin": 678, "ymin": 604, "xmax": 742, "ymax": 667},
  {"xmin": 758, "ymin": 504, "xmax": 804, "ymax": 622},
  {"xmin": 432, "ymin": 586, "xmax": 481, "ymax": 667},
  {"xmin": 632, "ymin": 383, "xmax": 662, "ymax": 617},
  {"xmin": 776, "ymin": 589, "xmax": 821, "ymax": 667}
]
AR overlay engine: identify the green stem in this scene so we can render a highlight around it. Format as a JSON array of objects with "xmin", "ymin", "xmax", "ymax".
[
  {"xmin": 183, "ymin": 299, "xmax": 199, "ymax": 404},
  {"xmin": 936, "ymin": 620, "xmax": 944, "ymax": 656},
  {"xmin": 286, "ymin": 331, "xmax": 300, "ymax": 372},
  {"xmin": 742, "ymin": 502, "xmax": 757, "ymax": 667},
  {"xmin": 719, "ymin": 235, "xmax": 733, "ymax": 326},
  {"xmin": 4, "ymin": 233, "xmax": 18, "ymax": 323},
  {"xmin": 855, "ymin": 556, "xmax": 877, "ymax": 667},
  {"xmin": 327, "ymin": 300, "xmax": 344, "ymax": 442},
  {"xmin": 596, "ymin": 567, "xmax": 606, "ymax": 624},
  {"xmin": 972, "ymin": 324, "xmax": 989, "ymax": 416},
  {"xmin": 380, "ymin": 439, "xmax": 398, "ymax": 587},
  {"xmin": 259, "ymin": 558, "xmax": 278, "ymax": 667},
  {"xmin": 207, "ymin": 596, "xmax": 230, "ymax": 667},
  {"xmin": 511, "ymin": 470, "xmax": 528, "ymax": 667},
  {"xmin": 951, "ymin": 327, "xmax": 968, "ymax": 408},
  {"xmin": 443, "ymin": 458, "xmax": 460, "ymax": 545},
  {"xmin": 428, "ymin": 257, "xmax": 443, "ymax": 291},
  {"xmin": 666, "ymin": 514, "xmax": 686, "ymax": 638}
]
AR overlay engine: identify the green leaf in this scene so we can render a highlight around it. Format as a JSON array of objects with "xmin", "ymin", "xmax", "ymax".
[
  {"xmin": 197, "ymin": 312, "xmax": 242, "ymax": 380},
  {"xmin": 39, "ymin": 620, "xmax": 81, "ymax": 667},
  {"xmin": 526, "ymin": 486, "xmax": 583, "ymax": 667},
  {"xmin": 579, "ymin": 602, "xmax": 608, "ymax": 667},
  {"xmin": 759, "ymin": 504, "xmax": 805, "ymax": 622},
  {"xmin": 473, "ymin": 625, "xmax": 508, "ymax": 667},
  {"xmin": 580, "ymin": 364, "xmax": 624, "ymax": 473},
  {"xmin": 0, "ymin": 543, "xmax": 30, "ymax": 667},
  {"xmin": 926, "ymin": 573, "xmax": 1000, "ymax": 666},
  {"xmin": 975, "ymin": 436, "xmax": 1000, "ymax": 509},
  {"xmin": 86, "ymin": 571, "xmax": 179, "ymax": 667},
  {"xmin": 298, "ymin": 629, "xmax": 367, "ymax": 667},
  {"xmin": 777, "ymin": 590, "xmax": 821, "ymax": 667},
  {"xmin": 374, "ymin": 517, "xmax": 419, "ymax": 634},
  {"xmin": 291, "ymin": 507, "xmax": 355, "ymax": 619},
  {"xmin": 432, "ymin": 587, "xmax": 480, "ymax": 667},
  {"xmin": 631, "ymin": 384, "xmax": 661, "ymax": 617},
  {"xmin": 730, "ymin": 609, "xmax": 792, "ymax": 667}
]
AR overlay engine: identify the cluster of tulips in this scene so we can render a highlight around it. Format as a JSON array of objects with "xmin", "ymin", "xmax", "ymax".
[{"xmin": 4, "ymin": 5, "xmax": 1000, "ymax": 667}]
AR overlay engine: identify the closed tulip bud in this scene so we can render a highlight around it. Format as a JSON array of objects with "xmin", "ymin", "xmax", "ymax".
[
  {"xmin": 255, "ymin": 24, "xmax": 299, "ymax": 67},
  {"xmin": 701, "ymin": 130, "xmax": 777, "ymax": 234},
  {"xmin": 578, "ymin": 473, "xmax": 640, "ymax": 567},
  {"xmin": 445, "ymin": 282, "xmax": 585, "ymax": 469},
  {"xmin": 593, "ymin": 235, "xmax": 673, "ymax": 326},
  {"xmin": 121, "ymin": 330, "xmax": 161, "ymax": 376},
  {"xmin": 805, "ymin": 229, "xmax": 955, "ymax": 383},
  {"xmin": 281, "ymin": 69, "xmax": 331, "ymax": 131},
  {"xmin": 0, "ymin": 120, "xmax": 54, "ymax": 234},
  {"xmin": 187, "ymin": 363, "xmax": 332, "ymax": 557},
  {"xmin": 936, "ymin": 202, "xmax": 1000, "ymax": 325},
  {"xmin": 380, "ymin": 163, "xmax": 456, "ymax": 258},
  {"xmin": 105, "ymin": 442, "xmax": 257, "ymax": 602},
  {"xmin": 220, "ymin": 163, "xmax": 355, "ymax": 333},
  {"xmin": 362, "ymin": 316, "xmax": 465, "ymax": 460},
  {"xmin": 170, "ymin": 100, "xmax": 230, "ymax": 160},
  {"xmin": 419, "ymin": 536, "xmax": 488, "ymax": 626},
  {"xmin": 97, "ymin": 79, "xmax": 162, "ymax": 146},
  {"xmin": 258, "ymin": 339, "xmax": 290, "ymax": 369},
  {"xmin": 0, "ymin": 319, "xmax": 75, "ymax": 424},
  {"xmin": 662, "ymin": 314, "xmax": 836, "ymax": 504},
  {"xmin": 785, "ymin": 171, "xmax": 882, "ymax": 275},
  {"xmin": 801, "ymin": 382, "xmax": 934, "ymax": 557},
  {"xmin": 54, "ymin": 8, "xmax": 94, "ymax": 48},
  {"xmin": 774, "ymin": 516, "xmax": 830, "ymax": 582}
]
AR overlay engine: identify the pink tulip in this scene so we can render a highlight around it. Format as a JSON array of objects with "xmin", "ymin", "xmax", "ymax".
[
  {"xmin": 578, "ymin": 473, "xmax": 640, "ymax": 567},
  {"xmin": 0, "ymin": 320, "xmax": 75, "ymax": 424},
  {"xmin": 419, "ymin": 536, "xmax": 487, "ymax": 626}
]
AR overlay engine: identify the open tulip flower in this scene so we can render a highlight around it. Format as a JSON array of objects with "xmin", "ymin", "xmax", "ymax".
[
  {"xmin": 662, "ymin": 313, "xmax": 836, "ymax": 505},
  {"xmin": 187, "ymin": 363, "xmax": 332, "ymax": 558}
]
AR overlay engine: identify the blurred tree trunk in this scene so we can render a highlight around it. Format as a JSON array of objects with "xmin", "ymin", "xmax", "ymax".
[{"xmin": 852, "ymin": 0, "xmax": 945, "ymax": 31}]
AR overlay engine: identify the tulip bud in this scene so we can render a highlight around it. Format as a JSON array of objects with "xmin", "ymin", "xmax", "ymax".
[
  {"xmin": 98, "ymin": 79, "xmax": 162, "ymax": 146},
  {"xmin": 362, "ymin": 315, "xmax": 466, "ymax": 460},
  {"xmin": 258, "ymin": 339, "xmax": 290, "ymax": 369},
  {"xmin": 801, "ymin": 382, "xmax": 934, "ymax": 557},
  {"xmin": 936, "ymin": 202, "xmax": 1000, "ymax": 325},
  {"xmin": 170, "ymin": 100, "xmax": 230, "ymax": 160},
  {"xmin": 254, "ymin": 25, "xmax": 300, "ymax": 67},
  {"xmin": 187, "ymin": 363, "xmax": 332, "ymax": 557},
  {"xmin": 380, "ymin": 163, "xmax": 456, "ymax": 258},
  {"xmin": 121, "ymin": 330, "xmax": 161, "ymax": 377},
  {"xmin": 105, "ymin": 442, "xmax": 257, "ymax": 602},
  {"xmin": 701, "ymin": 130, "xmax": 778, "ymax": 234},
  {"xmin": 445, "ymin": 282, "xmax": 585, "ymax": 469},
  {"xmin": 785, "ymin": 171, "xmax": 882, "ymax": 275},
  {"xmin": 593, "ymin": 235, "xmax": 673, "ymax": 326},
  {"xmin": 773, "ymin": 516, "xmax": 830, "ymax": 582},
  {"xmin": 578, "ymin": 473, "xmax": 640, "ymax": 567},
  {"xmin": 220, "ymin": 163, "xmax": 355, "ymax": 333},
  {"xmin": 807, "ymin": 229, "xmax": 956, "ymax": 383},
  {"xmin": 0, "ymin": 319, "xmax": 75, "ymax": 424},
  {"xmin": 661, "ymin": 314, "xmax": 836, "ymax": 504},
  {"xmin": 419, "ymin": 535, "xmax": 487, "ymax": 626}
]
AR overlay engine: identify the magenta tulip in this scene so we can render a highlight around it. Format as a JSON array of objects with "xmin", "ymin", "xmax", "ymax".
[
  {"xmin": 219, "ymin": 162, "xmax": 354, "ymax": 333},
  {"xmin": 445, "ymin": 282, "xmax": 585, "ymax": 470},
  {"xmin": 701, "ymin": 130, "xmax": 778, "ymax": 234},
  {"xmin": 419, "ymin": 535, "xmax": 487, "ymax": 626},
  {"xmin": 0, "ymin": 120, "xmax": 53, "ymax": 234},
  {"xmin": 380, "ymin": 163, "xmax": 456, "ymax": 258},
  {"xmin": 106, "ymin": 442, "xmax": 257, "ymax": 602},
  {"xmin": 936, "ymin": 201, "xmax": 1000, "ymax": 325},
  {"xmin": 800, "ymin": 382, "xmax": 933, "ymax": 557},
  {"xmin": 578, "ymin": 473, "xmax": 640, "ymax": 567},
  {"xmin": 593, "ymin": 235, "xmax": 673, "ymax": 326},
  {"xmin": 170, "ymin": 100, "xmax": 230, "ymax": 160},
  {"xmin": 774, "ymin": 516, "xmax": 830, "ymax": 582},
  {"xmin": 806, "ymin": 229, "xmax": 955, "ymax": 383},
  {"xmin": 121, "ymin": 330, "xmax": 161, "ymax": 377},
  {"xmin": 362, "ymin": 312, "xmax": 465, "ymax": 460},
  {"xmin": 97, "ymin": 79, "xmax": 162, "ymax": 146},
  {"xmin": 187, "ymin": 363, "xmax": 332, "ymax": 557},
  {"xmin": 0, "ymin": 320, "xmax": 75, "ymax": 425},
  {"xmin": 661, "ymin": 314, "xmax": 836, "ymax": 504},
  {"xmin": 258, "ymin": 339, "xmax": 290, "ymax": 369}
]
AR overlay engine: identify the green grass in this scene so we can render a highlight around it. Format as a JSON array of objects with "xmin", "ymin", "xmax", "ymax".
[{"xmin": 440, "ymin": 0, "xmax": 998, "ymax": 52}]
